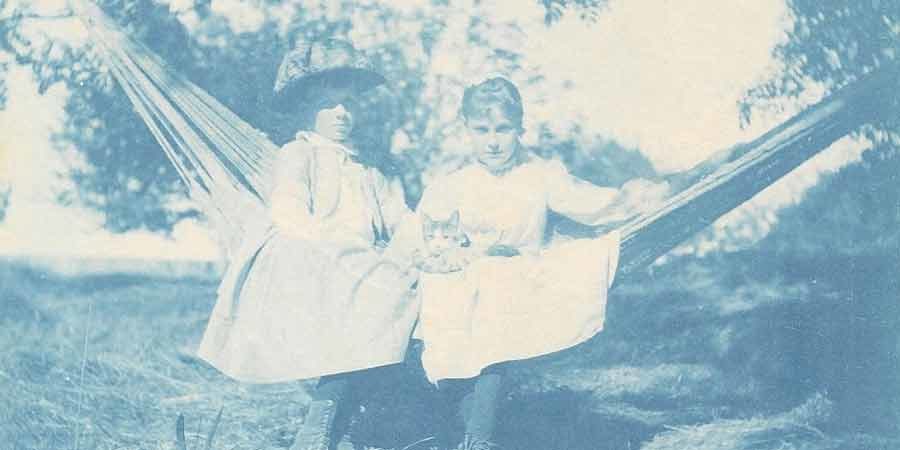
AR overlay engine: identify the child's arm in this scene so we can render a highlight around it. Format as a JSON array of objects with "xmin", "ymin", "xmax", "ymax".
[{"xmin": 546, "ymin": 160, "xmax": 669, "ymax": 227}]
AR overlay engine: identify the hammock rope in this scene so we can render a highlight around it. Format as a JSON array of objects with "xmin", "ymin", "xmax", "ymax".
[{"xmin": 73, "ymin": 0, "xmax": 278, "ymax": 259}]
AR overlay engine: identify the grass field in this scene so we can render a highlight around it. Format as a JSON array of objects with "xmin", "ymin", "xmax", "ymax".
[{"xmin": 1, "ymin": 250, "xmax": 898, "ymax": 450}]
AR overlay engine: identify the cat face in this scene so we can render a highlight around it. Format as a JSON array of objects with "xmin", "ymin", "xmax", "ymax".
[{"xmin": 422, "ymin": 210, "xmax": 468, "ymax": 255}]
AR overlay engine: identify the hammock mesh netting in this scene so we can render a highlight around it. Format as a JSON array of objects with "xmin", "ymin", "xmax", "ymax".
[{"xmin": 73, "ymin": 0, "xmax": 278, "ymax": 259}]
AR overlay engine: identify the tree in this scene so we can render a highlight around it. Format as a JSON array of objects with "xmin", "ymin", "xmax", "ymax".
[
  {"xmin": 735, "ymin": 1, "xmax": 900, "ymax": 264},
  {"xmin": 734, "ymin": 1, "xmax": 900, "ymax": 433},
  {"xmin": 743, "ymin": 1, "xmax": 899, "ymax": 147},
  {"xmin": 1, "ymin": 0, "xmax": 634, "ymax": 233}
]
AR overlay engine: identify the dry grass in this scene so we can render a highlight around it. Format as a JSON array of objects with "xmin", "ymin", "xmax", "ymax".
[
  {"xmin": 0, "ymin": 265, "xmax": 312, "ymax": 450},
  {"xmin": 641, "ymin": 393, "xmax": 832, "ymax": 450},
  {"xmin": 640, "ymin": 391, "xmax": 899, "ymax": 450},
  {"xmin": 2, "ymin": 258, "xmax": 898, "ymax": 450}
]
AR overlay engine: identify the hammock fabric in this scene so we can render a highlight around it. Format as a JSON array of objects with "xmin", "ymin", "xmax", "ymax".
[
  {"xmin": 72, "ymin": 0, "xmax": 899, "ymax": 274},
  {"xmin": 615, "ymin": 62, "xmax": 898, "ymax": 281}
]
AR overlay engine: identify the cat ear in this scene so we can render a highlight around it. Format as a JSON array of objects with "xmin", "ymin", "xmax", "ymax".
[{"xmin": 448, "ymin": 210, "xmax": 460, "ymax": 228}]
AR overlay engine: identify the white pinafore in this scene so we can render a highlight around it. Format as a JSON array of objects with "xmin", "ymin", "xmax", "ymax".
[
  {"xmin": 414, "ymin": 157, "xmax": 622, "ymax": 382},
  {"xmin": 198, "ymin": 132, "xmax": 419, "ymax": 383}
]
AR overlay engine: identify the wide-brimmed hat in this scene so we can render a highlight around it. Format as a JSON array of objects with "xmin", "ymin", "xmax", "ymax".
[{"xmin": 273, "ymin": 38, "xmax": 386, "ymax": 111}]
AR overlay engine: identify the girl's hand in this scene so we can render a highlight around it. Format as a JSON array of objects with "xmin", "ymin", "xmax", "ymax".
[
  {"xmin": 485, "ymin": 244, "xmax": 520, "ymax": 257},
  {"xmin": 621, "ymin": 179, "xmax": 671, "ymax": 216},
  {"xmin": 472, "ymin": 230, "xmax": 519, "ymax": 257}
]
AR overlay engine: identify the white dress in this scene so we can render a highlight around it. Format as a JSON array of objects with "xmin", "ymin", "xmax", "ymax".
[
  {"xmin": 197, "ymin": 132, "xmax": 419, "ymax": 383},
  {"xmin": 415, "ymin": 157, "xmax": 622, "ymax": 382}
]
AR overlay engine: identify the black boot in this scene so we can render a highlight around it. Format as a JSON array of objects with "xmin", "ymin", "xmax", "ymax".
[
  {"xmin": 456, "ymin": 372, "xmax": 503, "ymax": 450},
  {"xmin": 290, "ymin": 399, "xmax": 339, "ymax": 450}
]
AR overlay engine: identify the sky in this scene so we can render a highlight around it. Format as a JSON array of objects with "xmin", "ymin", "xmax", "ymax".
[
  {"xmin": 483, "ymin": 0, "xmax": 794, "ymax": 172},
  {"xmin": 0, "ymin": 0, "xmax": 871, "ymax": 262}
]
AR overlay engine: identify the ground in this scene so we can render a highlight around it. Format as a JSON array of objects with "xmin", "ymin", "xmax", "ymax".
[{"xmin": 1, "ymin": 250, "xmax": 898, "ymax": 450}]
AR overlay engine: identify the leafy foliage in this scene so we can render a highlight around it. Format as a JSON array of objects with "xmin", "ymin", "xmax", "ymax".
[
  {"xmin": 744, "ymin": 1, "xmax": 900, "ymax": 148},
  {"xmin": 740, "ymin": 1, "xmax": 900, "ymax": 265},
  {"xmin": 2, "ymin": 0, "xmax": 897, "ymax": 241},
  {"xmin": 540, "ymin": 0, "xmax": 608, "ymax": 24},
  {"xmin": 0, "ymin": 0, "xmax": 632, "ymax": 232}
]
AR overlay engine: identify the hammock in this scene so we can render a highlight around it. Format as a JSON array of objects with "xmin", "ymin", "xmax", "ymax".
[
  {"xmin": 72, "ymin": 0, "xmax": 278, "ymax": 260},
  {"xmin": 71, "ymin": 1, "xmax": 899, "ymax": 273}
]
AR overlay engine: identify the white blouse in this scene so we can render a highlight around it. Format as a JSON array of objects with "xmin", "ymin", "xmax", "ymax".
[
  {"xmin": 268, "ymin": 132, "xmax": 409, "ymax": 246},
  {"xmin": 418, "ymin": 157, "xmax": 632, "ymax": 253}
]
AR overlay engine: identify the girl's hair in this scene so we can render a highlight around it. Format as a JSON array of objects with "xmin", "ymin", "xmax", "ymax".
[{"xmin": 461, "ymin": 77, "xmax": 524, "ymax": 128}]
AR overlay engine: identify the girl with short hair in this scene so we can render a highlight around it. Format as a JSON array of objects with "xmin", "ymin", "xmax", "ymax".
[{"xmin": 416, "ymin": 76, "xmax": 665, "ymax": 449}]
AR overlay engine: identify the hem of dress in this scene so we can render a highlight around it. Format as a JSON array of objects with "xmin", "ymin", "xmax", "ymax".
[
  {"xmin": 194, "ymin": 349, "xmax": 408, "ymax": 384},
  {"xmin": 424, "ymin": 321, "xmax": 605, "ymax": 383}
]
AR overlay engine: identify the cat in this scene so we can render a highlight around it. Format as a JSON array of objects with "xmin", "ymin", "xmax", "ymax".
[{"xmin": 416, "ymin": 210, "xmax": 472, "ymax": 274}]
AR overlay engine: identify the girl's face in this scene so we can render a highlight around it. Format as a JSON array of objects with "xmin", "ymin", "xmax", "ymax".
[
  {"xmin": 313, "ymin": 86, "xmax": 356, "ymax": 143},
  {"xmin": 465, "ymin": 106, "xmax": 522, "ymax": 172}
]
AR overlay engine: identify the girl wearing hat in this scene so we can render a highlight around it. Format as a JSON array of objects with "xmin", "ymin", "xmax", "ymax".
[
  {"xmin": 415, "ymin": 77, "xmax": 667, "ymax": 449},
  {"xmin": 196, "ymin": 39, "xmax": 418, "ymax": 450}
]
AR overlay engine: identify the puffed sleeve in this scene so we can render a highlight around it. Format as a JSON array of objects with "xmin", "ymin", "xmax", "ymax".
[
  {"xmin": 546, "ymin": 160, "xmax": 670, "ymax": 227},
  {"xmin": 545, "ymin": 160, "xmax": 631, "ymax": 226},
  {"xmin": 268, "ymin": 140, "xmax": 314, "ymax": 235}
]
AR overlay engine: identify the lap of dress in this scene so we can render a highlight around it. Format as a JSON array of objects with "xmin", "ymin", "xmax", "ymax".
[
  {"xmin": 197, "ymin": 229, "xmax": 420, "ymax": 384},
  {"xmin": 419, "ymin": 231, "xmax": 620, "ymax": 382}
]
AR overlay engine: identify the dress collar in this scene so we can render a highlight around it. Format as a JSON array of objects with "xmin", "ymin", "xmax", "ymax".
[
  {"xmin": 296, "ymin": 131, "xmax": 360, "ymax": 164},
  {"xmin": 475, "ymin": 149, "xmax": 529, "ymax": 177}
]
